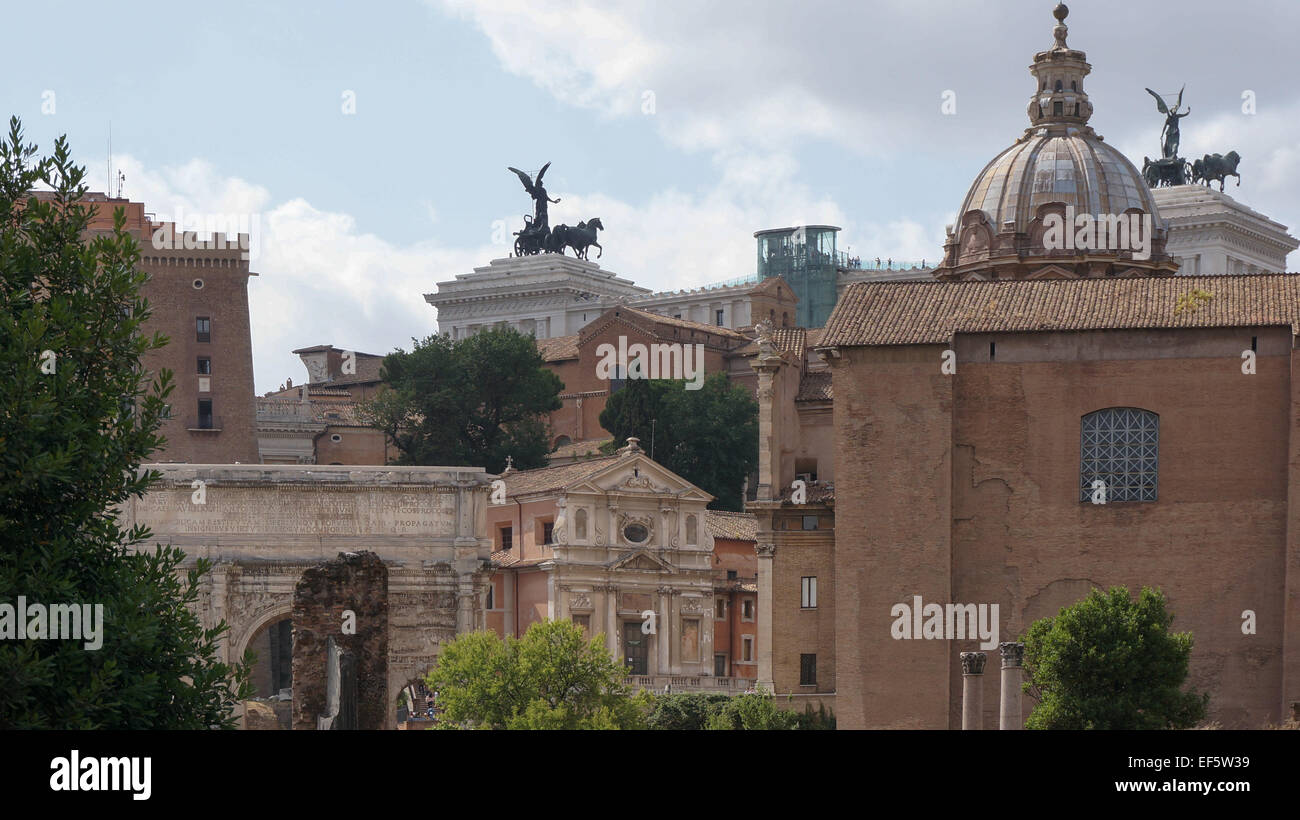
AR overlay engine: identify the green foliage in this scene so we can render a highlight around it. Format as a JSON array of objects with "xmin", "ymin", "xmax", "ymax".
[
  {"xmin": 0, "ymin": 116, "xmax": 252, "ymax": 728},
  {"xmin": 426, "ymin": 619, "xmax": 646, "ymax": 729},
  {"xmin": 365, "ymin": 328, "xmax": 563, "ymax": 473},
  {"xmin": 645, "ymin": 692, "xmax": 732, "ymax": 730},
  {"xmin": 598, "ymin": 372, "xmax": 757, "ymax": 510},
  {"xmin": 1022, "ymin": 585, "xmax": 1208, "ymax": 730},
  {"xmin": 794, "ymin": 702, "xmax": 836, "ymax": 730},
  {"xmin": 704, "ymin": 691, "xmax": 799, "ymax": 730}
]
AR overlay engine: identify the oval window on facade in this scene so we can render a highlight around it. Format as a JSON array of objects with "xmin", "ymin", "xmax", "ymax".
[{"xmin": 623, "ymin": 523, "xmax": 649, "ymax": 544}]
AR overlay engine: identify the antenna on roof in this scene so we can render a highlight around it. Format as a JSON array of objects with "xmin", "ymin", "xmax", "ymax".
[{"xmin": 106, "ymin": 123, "xmax": 111, "ymax": 198}]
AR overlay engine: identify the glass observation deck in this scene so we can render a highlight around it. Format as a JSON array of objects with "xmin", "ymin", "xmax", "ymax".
[{"xmin": 755, "ymin": 225, "xmax": 840, "ymax": 329}]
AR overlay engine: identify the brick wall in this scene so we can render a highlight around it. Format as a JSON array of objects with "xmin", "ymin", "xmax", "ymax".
[{"xmin": 832, "ymin": 327, "xmax": 1296, "ymax": 729}]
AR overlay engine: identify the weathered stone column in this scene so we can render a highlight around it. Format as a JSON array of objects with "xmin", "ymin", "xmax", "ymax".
[
  {"xmin": 755, "ymin": 542, "xmax": 777, "ymax": 692},
  {"xmin": 999, "ymin": 642, "xmax": 1025, "ymax": 730},
  {"xmin": 960, "ymin": 651, "xmax": 987, "ymax": 730},
  {"xmin": 752, "ymin": 354, "xmax": 781, "ymax": 502},
  {"xmin": 657, "ymin": 586, "xmax": 671, "ymax": 675},
  {"xmin": 605, "ymin": 584, "xmax": 618, "ymax": 658},
  {"xmin": 456, "ymin": 577, "xmax": 477, "ymax": 636}
]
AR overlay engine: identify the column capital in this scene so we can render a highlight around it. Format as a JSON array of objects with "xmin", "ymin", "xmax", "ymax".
[
  {"xmin": 999, "ymin": 642, "xmax": 1025, "ymax": 669},
  {"xmin": 960, "ymin": 651, "xmax": 987, "ymax": 676},
  {"xmin": 755, "ymin": 542, "xmax": 777, "ymax": 558}
]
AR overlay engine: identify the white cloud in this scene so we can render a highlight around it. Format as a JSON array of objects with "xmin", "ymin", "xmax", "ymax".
[
  {"xmin": 90, "ymin": 148, "xmax": 944, "ymax": 394},
  {"xmin": 89, "ymin": 156, "xmax": 495, "ymax": 394}
]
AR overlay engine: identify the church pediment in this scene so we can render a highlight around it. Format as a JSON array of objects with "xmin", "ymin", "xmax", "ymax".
[
  {"xmin": 567, "ymin": 454, "xmax": 712, "ymax": 503},
  {"xmin": 608, "ymin": 549, "xmax": 676, "ymax": 573}
]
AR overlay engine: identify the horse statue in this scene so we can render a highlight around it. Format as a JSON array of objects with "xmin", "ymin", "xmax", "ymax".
[
  {"xmin": 1191, "ymin": 151, "xmax": 1241, "ymax": 192},
  {"xmin": 548, "ymin": 218, "xmax": 603, "ymax": 260},
  {"xmin": 1142, "ymin": 156, "xmax": 1189, "ymax": 188},
  {"xmin": 543, "ymin": 223, "xmax": 569, "ymax": 255}
]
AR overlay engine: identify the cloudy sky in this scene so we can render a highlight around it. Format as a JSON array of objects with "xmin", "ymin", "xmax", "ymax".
[{"xmin": 6, "ymin": 0, "xmax": 1299, "ymax": 392}]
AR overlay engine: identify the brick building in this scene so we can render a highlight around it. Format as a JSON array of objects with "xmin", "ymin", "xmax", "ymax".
[
  {"xmin": 537, "ymin": 304, "xmax": 753, "ymax": 450},
  {"xmin": 819, "ymin": 274, "xmax": 1300, "ymax": 729},
  {"xmin": 77, "ymin": 193, "xmax": 259, "ymax": 463},
  {"xmin": 747, "ymin": 4, "xmax": 1300, "ymax": 727},
  {"xmin": 258, "ymin": 345, "xmax": 390, "ymax": 465}
]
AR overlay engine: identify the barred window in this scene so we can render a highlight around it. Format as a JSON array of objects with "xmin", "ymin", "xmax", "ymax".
[{"xmin": 1080, "ymin": 408, "xmax": 1158, "ymax": 502}]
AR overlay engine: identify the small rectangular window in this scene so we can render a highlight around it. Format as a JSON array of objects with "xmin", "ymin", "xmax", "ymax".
[
  {"xmin": 715, "ymin": 309, "xmax": 725, "ymax": 326},
  {"xmin": 801, "ymin": 576, "xmax": 817, "ymax": 609},
  {"xmin": 800, "ymin": 654, "xmax": 817, "ymax": 686},
  {"xmin": 542, "ymin": 521, "xmax": 554, "ymax": 545},
  {"xmin": 485, "ymin": 585, "xmax": 494, "ymax": 610},
  {"xmin": 741, "ymin": 599, "xmax": 754, "ymax": 621},
  {"xmin": 196, "ymin": 317, "xmax": 211, "ymax": 343},
  {"xmin": 500, "ymin": 526, "xmax": 512, "ymax": 551},
  {"xmin": 197, "ymin": 398, "xmax": 213, "ymax": 429},
  {"xmin": 802, "ymin": 515, "xmax": 819, "ymax": 530},
  {"xmin": 715, "ymin": 598, "xmax": 727, "ymax": 620},
  {"xmin": 726, "ymin": 570, "xmax": 738, "ymax": 581},
  {"xmin": 741, "ymin": 636, "xmax": 754, "ymax": 663},
  {"xmin": 197, "ymin": 357, "xmax": 211, "ymax": 375}
]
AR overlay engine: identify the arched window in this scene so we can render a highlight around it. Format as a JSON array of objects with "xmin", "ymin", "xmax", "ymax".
[
  {"xmin": 686, "ymin": 514, "xmax": 697, "ymax": 546},
  {"xmin": 554, "ymin": 435, "xmax": 572, "ymax": 449},
  {"xmin": 574, "ymin": 508, "xmax": 587, "ymax": 541},
  {"xmin": 1080, "ymin": 408, "xmax": 1158, "ymax": 502},
  {"xmin": 1054, "ymin": 80, "xmax": 1063, "ymax": 92}
]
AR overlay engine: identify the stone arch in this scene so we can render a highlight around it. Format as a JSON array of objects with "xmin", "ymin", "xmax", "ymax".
[
  {"xmin": 244, "ymin": 611, "xmax": 295, "ymax": 699},
  {"xmin": 232, "ymin": 600, "xmax": 295, "ymax": 669}
]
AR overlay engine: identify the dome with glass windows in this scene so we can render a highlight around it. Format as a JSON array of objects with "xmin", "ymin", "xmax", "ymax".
[{"xmin": 934, "ymin": 4, "xmax": 1176, "ymax": 280}]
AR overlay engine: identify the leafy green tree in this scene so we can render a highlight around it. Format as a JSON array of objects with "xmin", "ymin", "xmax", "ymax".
[
  {"xmin": 1022, "ymin": 585, "xmax": 1208, "ymax": 730},
  {"xmin": 645, "ymin": 692, "xmax": 732, "ymax": 730},
  {"xmin": 366, "ymin": 328, "xmax": 562, "ymax": 473},
  {"xmin": 0, "ymin": 117, "xmax": 251, "ymax": 728},
  {"xmin": 705, "ymin": 691, "xmax": 799, "ymax": 730},
  {"xmin": 794, "ymin": 702, "xmax": 836, "ymax": 730},
  {"xmin": 427, "ymin": 619, "xmax": 647, "ymax": 729},
  {"xmin": 599, "ymin": 372, "xmax": 757, "ymax": 510}
]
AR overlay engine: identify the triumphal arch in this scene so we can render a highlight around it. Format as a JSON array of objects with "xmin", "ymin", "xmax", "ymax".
[{"xmin": 119, "ymin": 464, "xmax": 493, "ymax": 719}]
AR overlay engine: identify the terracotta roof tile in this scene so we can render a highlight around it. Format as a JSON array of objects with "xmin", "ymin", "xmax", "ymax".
[
  {"xmin": 776, "ymin": 482, "xmax": 835, "ymax": 504},
  {"xmin": 490, "ymin": 549, "xmax": 518, "ymax": 567},
  {"xmin": 616, "ymin": 306, "xmax": 751, "ymax": 341},
  {"xmin": 796, "ymin": 371, "xmax": 832, "ymax": 401},
  {"xmin": 770, "ymin": 327, "xmax": 806, "ymax": 353},
  {"xmin": 705, "ymin": 510, "xmax": 758, "ymax": 542},
  {"xmin": 502, "ymin": 455, "xmax": 621, "ymax": 497},
  {"xmin": 536, "ymin": 335, "xmax": 580, "ymax": 362},
  {"xmin": 820, "ymin": 274, "xmax": 1300, "ymax": 347},
  {"xmin": 550, "ymin": 438, "xmax": 612, "ymax": 460}
]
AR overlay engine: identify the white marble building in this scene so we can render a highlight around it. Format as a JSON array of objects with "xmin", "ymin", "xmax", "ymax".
[
  {"xmin": 425, "ymin": 252, "xmax": 934, "ymax": 339},
  {"xmin": 1153, "ymin": 185, "xmax": 1298, "ymax": 275}
]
